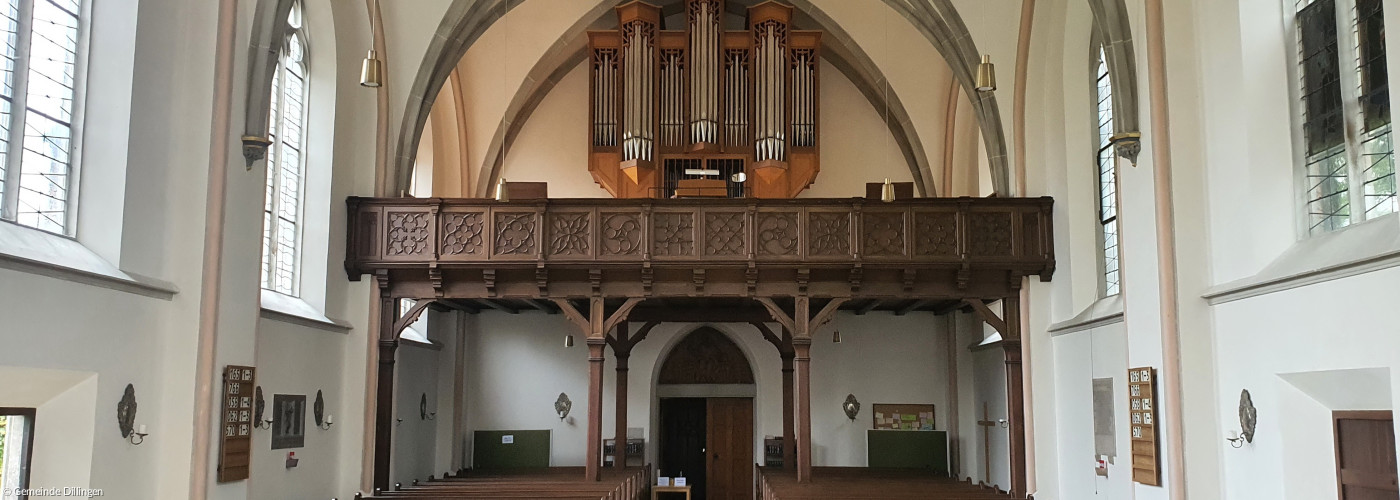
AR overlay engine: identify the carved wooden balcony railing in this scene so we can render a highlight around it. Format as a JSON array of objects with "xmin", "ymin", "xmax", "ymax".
[{"xmin": 346, "ymin": 197, "xmax": 1054, "ymax": 299}]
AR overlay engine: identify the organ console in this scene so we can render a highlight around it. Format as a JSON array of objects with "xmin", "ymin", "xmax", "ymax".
[{"xmin": 588, "ymin": 0, "xmax": 821, "ymax": 199}]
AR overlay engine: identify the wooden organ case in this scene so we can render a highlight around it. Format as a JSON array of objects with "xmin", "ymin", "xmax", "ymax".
[{"xmin": 588, "ymin": 0, "xmax": 821, "ymax": 199}]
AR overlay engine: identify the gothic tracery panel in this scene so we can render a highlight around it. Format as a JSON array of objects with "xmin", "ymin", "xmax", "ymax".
[
  {"xmin": 863, "ymin": 212, "xmax": 906, "ymax": 257},
  {"xmin": 704, "ymin": 211, "xmax": 746, "ymax": 256},
  {"xmin": 387, "ymin": 212, "xmax": 431, "ymax": 256},
  {"xmin": 494, "ymin": 212, "xmax": 538, "ymax": 256},
  {"xmin": 548, "ymin": 212, "xmax": 591, "ymax": 257},
  {"xmin": 441, "ymin": 212, "xmax": 485, "ymax": 256},
  {"xmin": 600, "ymin": 212, "xmax": 644, "ymax": 256},
  {"xmin": 653, "ymin": 212, "xmax": 695, "ymax": 256},
  {"xmin": 808, "ymin": 212, "xmax": 851, "ymax": 257},
  {"xmin": 914, "ymin": 212, "xmax": 958, "ymax": 257},
  {"xmin": 756, "ymin": 212, "xmax": 799, "ymax": 257},
  {"xmin": 968, "ymin": 213, "xmax": 1013, "ymax": 256}
]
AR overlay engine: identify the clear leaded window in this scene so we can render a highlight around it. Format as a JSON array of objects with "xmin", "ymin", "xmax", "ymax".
[
  {"xmin": 0, "ymin": 0, "xmax": 86, "ymax": 235},
  {"xmin": 262, "ymin": 2, "xmax": 308, "ymax": 296},
  {"xmin": 1094, "ymin": 46, "xmax": 1121, "ymax": 297},
  {"xmin": 1297, "ymin": 0, "xmax": 1396, "ymax": 234},
  {"xmin": 0, "ymin": 409, "xmax": 34, "ymax": 500}
]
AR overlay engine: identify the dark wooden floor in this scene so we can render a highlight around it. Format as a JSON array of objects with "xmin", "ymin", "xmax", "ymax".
[
  {"xmin": 758, "ymin": 467, "xmax": 1018, "ymax": 500},
  {"xmin": 364, "ymin": 467, "xmax": 648, "ymax": 500}
]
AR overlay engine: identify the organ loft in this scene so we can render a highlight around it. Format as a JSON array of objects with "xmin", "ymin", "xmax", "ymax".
[{"xmin": 588, "ymin": 0, "xmax": 821, "ymax": 198}]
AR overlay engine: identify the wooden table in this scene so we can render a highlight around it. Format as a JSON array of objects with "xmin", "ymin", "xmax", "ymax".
[{"xmin": 652, "ymin": 485, "xmax": 692, "ymax": 500}]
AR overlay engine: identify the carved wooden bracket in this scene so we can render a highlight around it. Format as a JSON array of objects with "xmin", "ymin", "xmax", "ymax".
[
  {"xmin": 554, "ymin": 297, "xmax": 645, "ymax": 339},
  {"xmin": 391, "ymin": 300, "xmax": 436, "ymax": 340},
  {"xmin": 963, "ymin": 298, "xmax": 1007, "ymax": 337},
  {"xmin": 756, "ymin": 298, "xmax": 796, "ymax": 333},
  {"xmin": 607, "ymin": 320, "xmax": 659, "ymax": 356}
]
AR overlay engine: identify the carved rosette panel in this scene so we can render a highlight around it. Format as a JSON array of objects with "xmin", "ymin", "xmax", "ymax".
[
  {"xmin": 756, "ymin": 212, "xmax": 799, "ymax": 257},
  {"xmin": 704, "ymin": 212, "xmax": 746, "ymax": 256},
  {"xmin": 862, "ymin": 212, "xmax": 906, "ymax": 256},
  {"xmin": 968, "ymin": 213, "xmax": 1013, "ymax": 256},
  {"xmin": 914, "ymin": 212, "xmax": 958, "ymax": 257},
  {"xmin": 548, "ymin": 212, "xmax": 591, "ymax": 257},
  {"xmin": 653, "ymin": 212, "xmax": 695, "ymax": 256},
  {"xmin": 387, "ymin": 212, "xmax": 431, "ymax": 256},
  {"xmin": 600, "ymin": 212, "xmax": 643, "ymax": 256},
  {"xmin": 440, "ymin": 212, "xmax": 485, "ymax": 256},
  {"xmin": 494, "ymin": 212, "xmax": 538, "ymax": 256},
  {"xmin": 807, "ymin": 212, "xmax": 851, "ymax": 257}
]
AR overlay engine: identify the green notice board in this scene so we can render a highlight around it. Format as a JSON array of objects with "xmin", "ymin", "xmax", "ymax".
[
  {"xmin": 867, "ymin": 429, "xmax": 948, "ymax": 474},
  {"xmin": 473, "ymin": 430, "xmax": 551, "ymax": 469}
]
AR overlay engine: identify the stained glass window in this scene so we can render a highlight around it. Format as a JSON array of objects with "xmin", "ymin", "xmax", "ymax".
[
  {"xmin": 1095, "ymin": 47, "xmax": 1120, "ymax": 297},
  {"xmin": 262, "ymin": 1, "xmax": 308, "ymax": 296},
  {"xmin": 1296, "ymin": 0, "xmax": 1396, "ymax": 234},
  {"xmin": 0, "ymin": 0, "xmax": 85, "ymax": 235}
]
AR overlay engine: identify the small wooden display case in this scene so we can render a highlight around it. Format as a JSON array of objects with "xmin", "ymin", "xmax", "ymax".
[
  {"xmin": 603, "ymin": 438, "xmax": 645, "ymax": 468},
  {"xmin": 1128, "ymin": 366, "xmax": 1160, "ymax": 486}
]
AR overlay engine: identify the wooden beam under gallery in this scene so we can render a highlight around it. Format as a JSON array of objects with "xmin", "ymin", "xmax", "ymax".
[
  {"xmin": 855, "ymin": 299, "xmax": 882, "ymax": 315},
  {"xmin": 473, "ymin": 299, "xmax": 520, "ymax": 315},
  {"xmin": 895, "ymin": 299, "xmax": 933, "ymax": 316},
  {"xmin": 524, "ymin": 299, "xmax": 560, "ymax": 314}
]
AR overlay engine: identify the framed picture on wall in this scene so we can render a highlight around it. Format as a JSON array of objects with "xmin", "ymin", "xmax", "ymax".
[{"xmin": 271, "ymin": 394, "xmax": 306, "ymax": 449}]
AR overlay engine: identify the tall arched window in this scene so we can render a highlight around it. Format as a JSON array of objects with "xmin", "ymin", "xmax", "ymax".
[
  {"xmin": 1295, "ymin": 0, "xmax": 1395, "ymax": 234},
  {"xmin": 262, "ymin": 1, "xmax": 308, "ymax": 296},
  {"xmin": 0, "ymin": 0, "xmax": 88, "ymax": 235},
  {"xmin": 1094, "ymin": 45, "xmax": 1121, "ymax": 297}
]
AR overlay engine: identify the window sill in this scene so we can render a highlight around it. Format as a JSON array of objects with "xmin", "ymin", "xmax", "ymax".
[
  {"xmin": 1047, "ymin": 294, "xmax": 1125, "ymax": 336},
  {"xmin": 1203, "ymin": 214, "xmax": 1400, "ymax": 305},
  {"xmin": 0, "ymin": 220, "xmax": 177, "ymax": 299},
  {"xmin": 260, "ymin": 292, "xmax": 352, "ymax": 333}
]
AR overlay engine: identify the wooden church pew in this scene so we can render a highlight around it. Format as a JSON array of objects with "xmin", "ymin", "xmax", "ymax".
[
  {"xmin": 757, "ymin": 466, "xmax": 1019, "ymax": 500},
  {"xmin": 362, "ymin": 466, "xmax": 650, "ymax": 500}
]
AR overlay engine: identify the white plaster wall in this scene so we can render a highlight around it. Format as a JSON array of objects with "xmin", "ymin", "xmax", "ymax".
[
  {"xmin": 464, "ymin": 310, "xmax": 954, "ymax": 469},
  {"xmin": 1050, "ymin": 326, "xmax": 1132, "ymax": 500},
  {"xmin": 249, "ymin": 319, "xmax": 347, "ymax": 500},
  {"xmin": 808, "ymin": 312, "xmax": 949, "ymax": 466},
  {"xmin": 1212, "ymin": 268, "xmax": 1400, "ymax": 500},
  {"xmin": 391, "ymin": 309, "xmax": 453, "ymax": 486}
]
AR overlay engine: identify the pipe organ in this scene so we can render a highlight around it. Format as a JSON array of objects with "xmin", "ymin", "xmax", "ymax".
[{"xmin": 588, "ymin": 0, "xmax": 822, "ymax": 199}]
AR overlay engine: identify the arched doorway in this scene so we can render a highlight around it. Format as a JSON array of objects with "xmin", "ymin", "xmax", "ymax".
[{"xmin": 655, "ymin": 327, "xmax": 755, "ymax": 500}]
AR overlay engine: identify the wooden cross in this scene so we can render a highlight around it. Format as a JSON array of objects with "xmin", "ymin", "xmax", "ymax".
[{"xmin": 976, "ymin": 402, "xmax": 996, "ymax": 487}]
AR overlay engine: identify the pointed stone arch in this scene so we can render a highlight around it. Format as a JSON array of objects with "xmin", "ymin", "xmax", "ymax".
[{"xmin": 392, "ymin": 0, "xmax": 1008, "ymax": 198}]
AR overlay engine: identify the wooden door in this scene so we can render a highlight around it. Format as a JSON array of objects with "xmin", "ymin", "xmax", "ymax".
[
  {"xmin": 706, "ymin": 398, "xmax": 754, "ymax": 500},
  {"xmin": 1335, "ymin": 411, "xmax": 1398, "ymax": 500},
  {"xmin": 660, "ymin": 398, "xmax": 708, "ymax": 498}
]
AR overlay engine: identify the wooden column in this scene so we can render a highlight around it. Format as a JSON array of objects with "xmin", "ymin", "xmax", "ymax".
[
  {"xmin": 792, "ymin": 297, "xmax": 813, "ymax": 483},
  {"xmin": 1002, "ymin": 293, "xmax": 1027, "ymax": 499},
  {"xmin": 372, "ymin": 290, "xmax": 399, "ymax": 493},
  {"xmin": 556, "ymin": 296, "xmax": 644, "ymax": 482},
  {"xmin": 781, "ymin": 346, "xmax": 796, "ymax": 471},
  {"xmin": 613, "ymin": 323, "xmax": 630, "ymax": 470},
  {"xmin": 586, "ymin": 297, "xmax": 606, "ymax": 482}
]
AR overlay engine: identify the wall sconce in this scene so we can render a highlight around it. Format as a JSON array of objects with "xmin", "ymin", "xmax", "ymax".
[
  {"xmin": 254, "ymin": 387, "xmax": 273, "ymax": 429},
  {"xmin": 842, "ymin": 394, "xmax": 860, "ymax": 421},
  {"xmin": 128, "ymin": 424, "xmax": 149, "ymax": 445},
  {"xmin": 832, "ymin": 330, "xmax": 842, "ymax": 343},
  {"xmin": 564, "ymin": 334, "xmax": 575, "ymax": 348},
  {"xmin": 420, "ymin": 393, "xmax": 436, "ymax": 420},
  {"xmin": 555, "ymin": 393, "xmax": 573, "ymax": 421},
  {"xmin": 117, "ymin": 383, "xmax": 139, "ymax": 443},
  {"xmin": 1226, "ymin": 389, "xmax": 1256, "ymax": 448},
  {"xmin": 314, "ymin": 390, "xmax": 333, "ymax": 429}
]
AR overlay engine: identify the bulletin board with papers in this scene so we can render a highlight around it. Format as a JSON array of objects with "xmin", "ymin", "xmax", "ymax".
[{"xmin": 871, "ymin": 404, "xmax": 936, "ymax": 431}]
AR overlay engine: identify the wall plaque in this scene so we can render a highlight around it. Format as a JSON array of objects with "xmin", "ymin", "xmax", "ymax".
[
  {"xmin": 1128, "ymin": 366, "xmax": 1160, "ymax": 486},
  {"xmin": 871, "ymin": 403, "xmax": 935, "ymax": 431},
  {"xmin": 217, "ymin": 365, "xmax": 255, "ymax": 482}
]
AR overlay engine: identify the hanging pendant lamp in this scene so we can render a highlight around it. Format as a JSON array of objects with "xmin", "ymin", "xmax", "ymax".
[
  {"xmin": 360, "ymin": 50, "xmax": 383, "ymax": 88},
  {"xmin": 976, "ymin": 55, "xmax": 997, "ymax": 92}
]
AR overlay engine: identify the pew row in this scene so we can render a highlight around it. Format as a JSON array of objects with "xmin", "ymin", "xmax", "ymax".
[
  {"xmin": 756, "ymin": 466, "xmax": 1020, "ymax": 500},
  {"xmin": 364, "ymin": 466, "xmax": 651, "ymax": 500}
]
